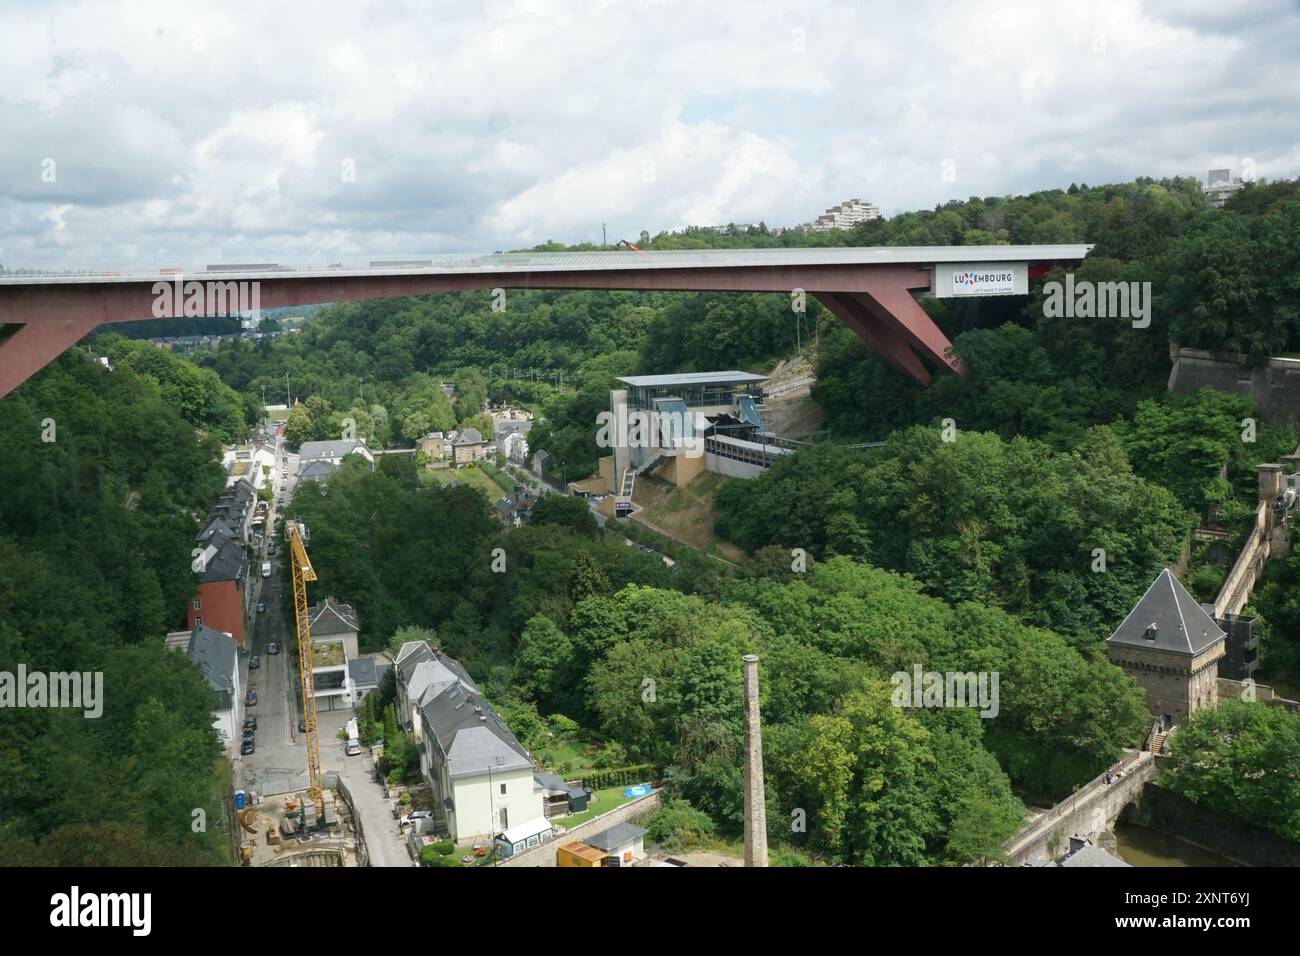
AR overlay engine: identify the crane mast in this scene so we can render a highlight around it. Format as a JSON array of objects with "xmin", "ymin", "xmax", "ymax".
[{"xmin": 286, "ymin": 520, "xmax": 323, "ymax": 816}]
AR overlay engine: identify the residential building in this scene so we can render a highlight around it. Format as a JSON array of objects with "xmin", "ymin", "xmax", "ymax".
[
  {"xmin": 1106, "ymin": 569, "xmax": 1227, "ymax": 727},
  {"xmin": 494, "ymin": 493, "xmax": 520, "ymax": 529},
  {"xmin": 1204, "ymin": 168, "xmax": 1247, "ymax": 208},
  {"xmin": 348, "ymin": 654, "xmax": 390, "ymax": 705},
  {"xmin": 223, "ymin": 443, "xmax": 276, "ymax": 490},
  {"xmin": 393, "ymin": 640, "xmax": 543, "ymax": 843},
  {"xmin": 311, "ymin": 637, "xmax": 352, "ymax": 712},
  {"xmin": 496, "ymin": 421, "xmax": 531, "ymax": 465},
  {"xmin": 185, "ymin": 624, "xmax": 241, "ymax": 749},
  {"xmin": 207, "ymin": 479, "xmax": 256, "ymax": 543},
  {"xmin": 187, "ymin": 536, "xmax": 249, "ymax": 645},
  {"xmin": 416, "ymin": 431, "xmax": 449, "ymax": 466},
  {"xmin": 298, "ymin": 460, "xmax": 337, "ymax": 484},
  {"xmin": 805, "ymin": 197, "xmax": 881, "ymax": 232},
  {"xmin": 308, "ymin": 597, "xmax": 360, "ymax": 661},
  {"xmin": 452, "ymin": 427, "xmax": 490, "ymax": 467},
  {"xmin": 297, "ymin": 437, "xmax": 374, "ymax": 467}
]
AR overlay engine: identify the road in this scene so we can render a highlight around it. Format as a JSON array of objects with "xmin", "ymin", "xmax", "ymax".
[{"xmin": 233, "ymin": 429, "xmax": 413, "ymax": 865}]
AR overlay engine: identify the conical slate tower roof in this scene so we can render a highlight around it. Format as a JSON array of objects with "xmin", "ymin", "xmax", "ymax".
[{"xmin": 1107, "ymin": 569, "xmax": 1224, "ymax": 657}]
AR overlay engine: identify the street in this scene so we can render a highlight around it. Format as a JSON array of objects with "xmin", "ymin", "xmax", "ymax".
[{"xmin": 233, "ymin": 428, "xmax": 414, "ymax": 865}]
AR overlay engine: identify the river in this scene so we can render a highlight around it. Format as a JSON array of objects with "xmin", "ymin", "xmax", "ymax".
[{"xmin": 1114, "ymin": 822, "xmax": 1240, "ymax": 867}]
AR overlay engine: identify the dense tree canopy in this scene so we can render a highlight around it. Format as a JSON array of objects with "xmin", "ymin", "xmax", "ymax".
[{"xmin": 0, "ymin": 353, "xmax": 233, "ymax": 865}]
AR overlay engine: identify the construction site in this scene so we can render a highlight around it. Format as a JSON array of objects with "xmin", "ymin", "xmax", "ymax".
[{"xmin": 235, "ymin": 784, "xmax": 364, "ymax": 867}]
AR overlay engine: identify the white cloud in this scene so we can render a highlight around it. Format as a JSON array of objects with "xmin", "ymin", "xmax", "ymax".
[{"xmin": 0, "ymin": 0, "xmax": 1296, "ymax": 268}]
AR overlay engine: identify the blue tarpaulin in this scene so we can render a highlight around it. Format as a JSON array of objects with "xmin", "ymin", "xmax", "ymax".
[{"xmin": 623, "ymin": 784, "xmax": 652, "ymax": 799}]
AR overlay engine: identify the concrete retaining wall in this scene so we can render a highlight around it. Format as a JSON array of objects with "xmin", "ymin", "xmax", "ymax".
[{"xmin": 1169, "ymin": 348, "xmax": 1300, "ymax": 422}]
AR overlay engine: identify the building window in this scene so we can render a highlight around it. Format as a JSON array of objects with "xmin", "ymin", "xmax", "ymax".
[
  {"xmin": 194, "ymin": 616, "xmax": 202, "ymax": 626},
  {"xmin": 193, "ymin": 597, "xmax": 202, "ymax": 610},
  {"xmin": 499, "ymin": 807, "xmax": 508, "ymax": 830},
  {"xmin": 500, "ymin": 783, "xmax": 507, "ymax": 795}
]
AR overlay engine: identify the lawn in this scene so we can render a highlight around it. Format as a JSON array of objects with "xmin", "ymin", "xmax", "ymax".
[
  {"xmin": 545, "ymin": 735, "xmax": 598, "ymax": 773},
  {"xmin": 550, "ymin": 786, "xmax": 641, "ymax": 831},
  {"xmin": 420, "ymin": 465, "xmax": 504, "ymax": 500}
]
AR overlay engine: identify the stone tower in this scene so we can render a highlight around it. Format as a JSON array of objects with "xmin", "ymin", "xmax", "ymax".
[
  {"xmin": 1106, "ymin": 569, "xmax": 1226, "ymax": 727},
  {"xmin": 742, "ymin": 653, "xmax": 768, "ymax": 867}
]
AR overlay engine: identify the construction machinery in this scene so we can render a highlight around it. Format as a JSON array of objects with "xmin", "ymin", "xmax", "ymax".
[{"xmin": 286, "ymin": 520, "xmax": 323, "ymax": 818}]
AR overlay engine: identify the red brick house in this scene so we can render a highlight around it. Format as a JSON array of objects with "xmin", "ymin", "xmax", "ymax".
[{"xmin": 187, "ymin": 535, "xmax": 249, "ymax": 645}]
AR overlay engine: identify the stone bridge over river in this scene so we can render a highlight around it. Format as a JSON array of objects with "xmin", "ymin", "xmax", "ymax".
[{"xmin": 1005, "ymin": 750, "xmax": 1158, "ymax": 865}]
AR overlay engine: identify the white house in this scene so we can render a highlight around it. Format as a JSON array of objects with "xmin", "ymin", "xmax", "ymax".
[
  {"xmin": 394, "ymin": 641, "xmax": 543, "ymax": 844},
  {"xmin": 584, "ymin": 822, "xmax": 648, "ymax": 867},
  {"xmin": 185, "ymin": 625, "xmax": 241, "ymax": 749}
]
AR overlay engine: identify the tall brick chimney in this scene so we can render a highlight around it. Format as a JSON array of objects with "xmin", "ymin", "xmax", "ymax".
[{"xmin": 742, "ymin": 653, "xmax": 768, "ymax": 867}]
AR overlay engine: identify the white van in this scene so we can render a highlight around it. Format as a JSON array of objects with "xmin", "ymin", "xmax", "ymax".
[{"xmin": 261, "ymin": 561, "xmax": 272, "ymax": 578}]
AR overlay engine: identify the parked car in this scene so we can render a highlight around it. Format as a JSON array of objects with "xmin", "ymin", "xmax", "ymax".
[
  {"xmin": 257, "ymin": 601, "xmax": 266, "ymax": 613},
  {"xmin": 298, "ymin": 717, "xmax": 305, "ymax": 733},
  {"xmin": 400, "ymin": 810, "xmax": 432, "ymax": 828},
  {"xmin": 245, "ymin": 690, "xmax": 257, "ymax": 706},
  {"xmin": 249, "ymin": 655, "xmax": 260, "ymax": 670},
  {"xmin": 267, "ymin": 642, "xmax": 280, "ymax": 655},
  {"xmin": 243, "ymin": 716, "xmax": 257, "ymax": 731},
  {"xmin": 345, "ymin": 740, "xmax": 363, "ymax": 756},
  {"xmin": 240, "ymin": 738, "xmax": 255, "ymax": 756},
  {"xmin": 261, "ymin": 560, "xmax": 272, "ymax": 578}
]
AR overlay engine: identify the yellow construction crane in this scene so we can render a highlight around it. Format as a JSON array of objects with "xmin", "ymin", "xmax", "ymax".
[{"xmin": 286, "ymin": 520, "xmax": 323, "ymax": 817}]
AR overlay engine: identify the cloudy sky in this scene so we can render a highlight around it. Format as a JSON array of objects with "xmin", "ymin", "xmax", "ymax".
[{"xmin": 2, "ymin": 0, "xmax": 1298, "ymax": 269}]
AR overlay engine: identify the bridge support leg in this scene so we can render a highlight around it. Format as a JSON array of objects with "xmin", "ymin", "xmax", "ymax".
[
  {"xmin": 0, "ymin": 315, "xmax": 102, "ymax": 399},
  {"xmin": 853, "ymin": 286, "xmax": 964, "ymax": 376},
  {"xmin": 815, "ymin": 292, "xmax": 936, "ymax": 384}
]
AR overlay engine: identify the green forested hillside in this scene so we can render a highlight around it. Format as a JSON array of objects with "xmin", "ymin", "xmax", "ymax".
[{"xmin": 0, "ymin": 354, "xmax": 235, "ymax": 865}]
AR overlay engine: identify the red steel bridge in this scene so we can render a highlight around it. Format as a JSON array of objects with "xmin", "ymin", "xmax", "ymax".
[{"xmin": 0, "ymin": 244, "xmax": 1090, "ymax": 398}]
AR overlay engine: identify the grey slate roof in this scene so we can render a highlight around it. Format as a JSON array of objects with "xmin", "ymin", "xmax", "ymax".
[
  {"xmin": 309, "ymin": 597, "xmax": 359, "ymax": 636},
  {"xmin": 298, "ymin": 460, "xmax": 337, "ymax": 482},
  {"xmin": 298, "ymin": 438, "xmax": 368, "ymax": 461},
  {"xmin": 187, "ymin": 624, "xmax": 237, "ymax": 708},
  {"xmin": 1107, "ymin": 569, "xmax": 1225, "ymax": 657},
  {"xmin": 410, "ymin": 643, "xmax": 532, "ymax": 779},
  {"xmin": 456, "ymin": 427, "xmax": 485, "ymax": 445},
  {"xmin": 196, "ymin": 515, "xmax": 240, "ymax": 545},
  {"xmin": 585, "ymin": 822, "xmax": 647, "ymax": 852},
  {"xmin": 534, "ymin": 771, "xmax": 568, "ymax": 794},
  {"xmin": 1060, "ymin": 845, "xmax": 1131, "ymax": 867},
  {"xmin": 349, "ymin": 657, "xmax": 378, "ymax": 688},
  {"xmin": 534, "ymin": 772, "xmax": 587, "ymax": 800},
  {"xmin": 199, "ymin": 537, "xmax": 247, "ymax": 584},
  {"xmin": 396, "ymin": 641, "xmax": 434, "ymax": 683}
]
